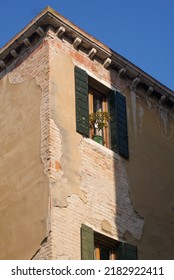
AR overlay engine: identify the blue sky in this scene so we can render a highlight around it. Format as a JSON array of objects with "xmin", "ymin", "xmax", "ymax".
[{"xmin": 0, "ymin": 0, "xmax": 174, "ymax": 90}]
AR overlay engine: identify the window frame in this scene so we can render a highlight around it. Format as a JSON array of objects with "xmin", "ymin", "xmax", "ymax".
[
  {"xmin": 89, "ymin": 86, "xmax": 110, "ymax": 148},
  {"xmin": 94, "ymin": 231, "xmax": 119, "ymax": 260}
]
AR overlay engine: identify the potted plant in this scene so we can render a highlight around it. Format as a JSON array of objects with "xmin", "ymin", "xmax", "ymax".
[{"xmin": 89, "ymin": 111, "xmax": 111, "ymax": 144}]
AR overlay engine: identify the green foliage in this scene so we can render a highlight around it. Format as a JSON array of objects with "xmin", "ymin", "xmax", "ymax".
[{"xmin": 89, "ymin": 111, "xmax": 111, "ymax": 131}]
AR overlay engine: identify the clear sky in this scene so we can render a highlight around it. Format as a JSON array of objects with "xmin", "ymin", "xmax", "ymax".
[{"xmin": 0, "ymin": 0, "xmax": 173, "ymax": 90}]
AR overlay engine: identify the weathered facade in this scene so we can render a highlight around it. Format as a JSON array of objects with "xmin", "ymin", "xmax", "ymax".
[{"xmin": 0, "ymin": 7, "xmax": 174, "ymax": 260}]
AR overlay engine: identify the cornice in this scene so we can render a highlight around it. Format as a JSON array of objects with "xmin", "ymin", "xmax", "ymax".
[{"xmin": 0, "ymin": 6, "xmax": 174, "ymax": 110}]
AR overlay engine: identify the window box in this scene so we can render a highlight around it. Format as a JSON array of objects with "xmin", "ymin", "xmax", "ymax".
[{"xmin": 93, "ymin": 135, "xmax": 103, "ymax": 145}]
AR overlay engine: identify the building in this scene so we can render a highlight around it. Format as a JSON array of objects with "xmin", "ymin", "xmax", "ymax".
[{"xmin": 0, "ymin": 7, "xmax": 174, "ymax": 260}]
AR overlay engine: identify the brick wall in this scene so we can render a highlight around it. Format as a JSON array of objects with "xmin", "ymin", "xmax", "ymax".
[{"xmin": 51, "ymin": 138, "xmax": 143, "ymax": 259}]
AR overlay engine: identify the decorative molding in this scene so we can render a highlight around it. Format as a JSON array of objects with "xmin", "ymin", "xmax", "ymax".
[
  {"xmin": 88, "ymin": 48, "xmax": 97, "ymax": 59},
  {"xmin": 73, "ymin": 37, "xmax": 82, "ymax": 49},
  {"xmin": 146, "ymin": 86, "xmax": 154, "ymax": 97},
  {"xmin": 132, "ymin": 77, "xmax": 140, "ymax": 90},
  {"xmin": 103, "ymin": 58, "xmax": 111, "ymax": 69},
  {"xmin": 159, "ymin": 95, "xmax": 166, "ymax": 105},
  {"xmin": 118, "ymin": 67, "xmax": 126, "ymax": 78},
  {"xmin": 0, "ymin": 8, "xmax": 173, "ymax": 109},
  {"xmin": 36, "ymin": 26, "xmax": 45, "ymax": 37},
  {"xmin": 10, "ymin": 49, "xmax": 18, "ymax": 58},
  {"xmin": 56, "ymin": 26, "xmax": 66, "ymax": 38},
  {"xmin": 23, "ymin": 38, "xmax": 31, "ymax": 48}
]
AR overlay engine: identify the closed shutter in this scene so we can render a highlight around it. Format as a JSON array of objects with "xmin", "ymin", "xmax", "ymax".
[
  {"xmin": 116, "ymin": 243, "xmax": 138, "ymax": 260},
  {"xmin": 75, "ymin": 66, "xmax": 89, "ymax": 137},
  {"xmin": 81, "ymin": 224, "xmax": 94, "ymax": 260},
  {"xmin": 108, "ymin": 91, "xmax": 129, "ymax": 159}
]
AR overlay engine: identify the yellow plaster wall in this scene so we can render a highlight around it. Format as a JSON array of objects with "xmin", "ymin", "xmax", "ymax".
[
  {"xmin": 125, "ymin": 90, "xmax": 174, "ymax": 259},
  {"xmin": 0, "ymin": 76, "xmax": 49, "ymax": 259}
]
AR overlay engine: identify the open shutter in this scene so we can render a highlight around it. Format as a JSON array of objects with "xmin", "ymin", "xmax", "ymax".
[
  {"xmin": 123, "ymin": 243, "xmax": 138, "ymax": 260},
  {"xmin": 108, "ymin": 91, "xmax": 129, "ymax": 159},
  {"xmin": 75, "ymin": 66, "xmax": 89, "ymax": 137},
  {"xmin": 81, "ymin": 224, "xmax": 94, "ymax": 260},
  {"xmin": 108, "ymin": 91, "xmax": 118, "ymax": 153},
  {"xmin": 116, "ymin": 243, "xmax": 138, "ymax": 260},
  {"xmin": 116, "ymin": 91, "xmax": 129, "ymax": 159}
]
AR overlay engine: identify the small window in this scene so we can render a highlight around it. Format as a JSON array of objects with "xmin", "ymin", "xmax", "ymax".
[
  {"xmin": 94, "ymin": 232, "xmax": 118, "ymax": 260},
  {"xmin": 89, "ymin": 87, "xmax": 110, "ymax": 148},
  {"xmin": 75, "ymin": 66, "xmax": 129, "ymax": 159},
  {"xmin": 81, "ymin": 224, "xmax": 138, "ymax": 260}
]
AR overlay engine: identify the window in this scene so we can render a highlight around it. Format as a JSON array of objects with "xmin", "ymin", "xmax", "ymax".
[
  {"xmin": 75, "ymin": 66, "xmax": 129, "ymax": 159},
  {"xmin": 94, "ymin": 231, "xmax": 118, "ymax": 260},
  {"xmin": 81, "ymin": 224, "xmax": 138, "ymax": 260},
  {"xmin": 89, "ymin": 87, "xmax": 109, "ymax": 147}
]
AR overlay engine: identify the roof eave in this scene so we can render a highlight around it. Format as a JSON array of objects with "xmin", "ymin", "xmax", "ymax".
[{"xmin": 0, "ymin": 6, "xmax": 173, "ymax": 102}]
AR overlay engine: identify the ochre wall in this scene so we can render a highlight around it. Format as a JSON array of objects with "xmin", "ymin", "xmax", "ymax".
[
  {"xmin": 125, "ymin": 90, "xmax": 174, "ymax": 259},
  {"xmin": 0, "ymin": 39, "xmax": 51, "ymax": 259},
  {"xmin": 0, "ymin": 77, "xmax": 49, "ymax": 259}
]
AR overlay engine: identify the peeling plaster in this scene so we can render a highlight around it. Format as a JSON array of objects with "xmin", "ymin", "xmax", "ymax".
[
  {"xmin": 138, "ymin": 104, "xmax": 144, "ymax": 134},
  {"xmin": 49, "ymin": 121, "xmax": 87, "ymax": 207},
  {"xmin": 31, "ymin": 235, "xmax": 49, "ymax": 260},
  {"xmin": 79, "ymin": 138, "xmax": 144, "ymax": 241},
  {"xmin": 101, "ymin": 220, "xmax": 112, "ymax": 233},
  {"xmin": 158, "ymin": 108, "xmax": 173, "ymax": 139},
  {"xmin": 115, "ymin": 156, "xmax": 144, "ymax": 240},
  {"xmin": 156, "ymin": 107, "xmax": 174, "ymax": 140},
  {"xmin": 146, "ymin": 97, "xmax": 153, "ymax": 110}
]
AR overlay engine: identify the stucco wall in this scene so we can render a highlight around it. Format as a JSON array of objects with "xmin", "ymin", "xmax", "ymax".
[
  {"xmin": 0, "ymin": 76, "xmax": 49, "ymax": 259},
  {"xmin": 125, "ymin": 89, "xmax": 174, "ymax": 259},
  {"xmin": 0, "ymin": 40, "xmax": 50, "ymax": 259}
]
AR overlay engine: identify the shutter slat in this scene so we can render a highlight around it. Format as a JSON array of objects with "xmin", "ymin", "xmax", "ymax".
[
  {"xmin": 81, "ymin": 224, "xmax": 94, "ymax": 260},
  {"xmin": 75, "ymin": 79, "xmax": 88, "ymax": 90},
  {"xmin": 75, "ymin": 66, "xmax": 89, "ymax": 137}
]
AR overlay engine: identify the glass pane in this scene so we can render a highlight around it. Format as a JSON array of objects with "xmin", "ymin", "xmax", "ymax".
[
  {"xmin": 93, "ymin": 94, "xmax": 103, "ymax": 136},
  {"xmin": 94, "ymin": 94, "xmax": 102, "ymax": 112}
]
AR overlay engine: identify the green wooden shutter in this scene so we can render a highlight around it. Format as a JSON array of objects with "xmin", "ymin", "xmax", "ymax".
[
  {"xmin": 123, "ymin": 243, "xmax": 138, "ymax": 260},
  {"xmin": 116, "ymin": 242, "xmax": 138, "ymax": 260},
  {"xmin": 108, "ymin": 91, "xmax": 129, "ymax": 159},
  {"xmin": 75, "ymin": 66, "xmax": 89, "ymax": 137},
  {"xmin": 81, "ymin": 224, "xmax": 94, "ymax": 260},
  {"xmin": 116, "ymin": 91, "xmax": 129, "ymax": 159}
]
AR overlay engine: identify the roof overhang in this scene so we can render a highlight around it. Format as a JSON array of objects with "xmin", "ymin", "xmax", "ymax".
[{"xmin": 0, "ymin": 6, "xmax": 173, "ymax": 108}]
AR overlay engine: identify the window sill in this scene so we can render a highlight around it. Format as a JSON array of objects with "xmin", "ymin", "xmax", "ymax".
[{"xmin": 82, "ymin": 136, "xmax": 120, "ymax": 160}]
